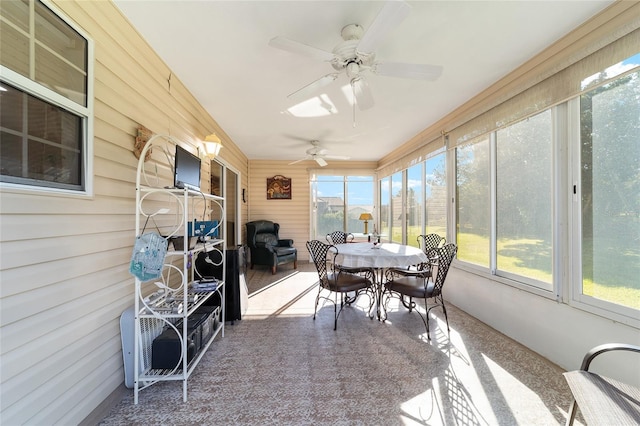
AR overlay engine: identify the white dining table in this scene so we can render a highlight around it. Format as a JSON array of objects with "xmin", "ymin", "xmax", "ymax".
[
  {"xmin": 332, "ymin": 242, "xmax": 429, "ymax": 318},
  {"xmin": 333, "ymin": 242, "xmax": 428, "ymax": 270}
]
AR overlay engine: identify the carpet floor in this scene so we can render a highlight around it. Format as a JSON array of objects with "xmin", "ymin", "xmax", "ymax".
[{"xmin": 99, "ymin": 263, "xmax": 578, "ymax": 425}]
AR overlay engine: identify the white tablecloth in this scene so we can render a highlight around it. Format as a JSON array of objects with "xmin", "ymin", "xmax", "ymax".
[{"xmin": 333, "ymin": 242, "xmax": 427, "ymax": 269}]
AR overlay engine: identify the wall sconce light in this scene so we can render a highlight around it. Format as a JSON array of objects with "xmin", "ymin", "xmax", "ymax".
[
  {"xmin": 203, "ymin": 133, "xmax": 223, "ymax": 158},
  {"xmin": 359, "ymin": 213, "xmax": 373, "ymax": 234}
]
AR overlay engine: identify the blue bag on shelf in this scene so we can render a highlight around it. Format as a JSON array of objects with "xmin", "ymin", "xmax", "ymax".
[{"xmin": 129, "ymin": 232, "xmax": 168, "ymax": 281}]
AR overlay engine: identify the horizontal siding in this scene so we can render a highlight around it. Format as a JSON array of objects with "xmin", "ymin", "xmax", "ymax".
[{"xmin": 0, "ymin": 0, "xmax": 248, "ymax": 424}]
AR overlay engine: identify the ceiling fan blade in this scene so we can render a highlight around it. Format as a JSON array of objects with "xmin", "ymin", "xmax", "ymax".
[
  {"xmin": 287, "ymin": 73, "xmax": 339, "ymax": 99},
  {"xmin": 315, "ymin": 157, "xmax": 328, "ymax": 167},
  {"xmin": 356, "ymin": 0, "xmax": 411, "ymax": 55},
  {"xmin": 283, "ymin": 133, "xmax": 310, "ymax": 142},
  {"xmin": 374, "ymin": 62, "xmax": 443, "ymax": 81},
  {"xmin": 351, "ymin": 77, "xmax": 375, "ymax": 111},
  {"xmin": 324, "ymin": 154, "xmax": 351, "ymax": 160},
  {"xmin": 288, "ymin": 157, "xmax": 310, "ymax": 165},
  {"xmin": 269, "ymin": 36, "xmax": 336, "ymax": 62}
]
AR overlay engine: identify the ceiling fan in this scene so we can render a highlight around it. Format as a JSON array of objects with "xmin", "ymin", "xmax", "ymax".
[
  {"xmin": 269, "ymin": 0, "xmax": 443, "ymax": 111},
  {"xmin": 288, "ymin": 140, "xmax": 351, "ymax": 167}
]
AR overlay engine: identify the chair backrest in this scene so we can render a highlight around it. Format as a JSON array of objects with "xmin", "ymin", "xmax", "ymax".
[
  {"xmin": 306, "ymin": 240, "xmax": 336, "ymax": 288},
  {"xmin": 326, "ymin": 231, "xmax": 354, "ymax": 245},
  {"xmin": 246, "ymin": 220, "xmax": 280, "ymax": 247},
  {"xmin": 431, "ymin": 243, "xmax": 457, "ymax": 295},
  {"xmin": 417, "ymin": 234, "xmax": 445, "ymax": 253}
]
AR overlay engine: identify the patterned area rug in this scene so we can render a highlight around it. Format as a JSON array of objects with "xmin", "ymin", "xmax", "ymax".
[{"xmin": 99, "ymin": 264, "xmax": 574, "ymax": 425}]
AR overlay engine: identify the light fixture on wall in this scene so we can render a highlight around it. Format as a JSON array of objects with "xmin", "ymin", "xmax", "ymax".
[
  {"xmin": 202, "ymin": 133, "xmax": 223, "ymax": 158},
  {"xmin": 359, "ymin": 213, "xmax": 373, "ymax": 234}
]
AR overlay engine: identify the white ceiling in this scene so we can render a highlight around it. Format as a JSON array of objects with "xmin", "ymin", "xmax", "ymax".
[{"xmin": 114, "ymin": 0, "xmax": 612, "ymax": 165}]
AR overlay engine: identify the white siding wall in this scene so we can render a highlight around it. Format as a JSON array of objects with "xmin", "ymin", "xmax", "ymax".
[
  {"xmin": 0, "ymin": 1, "xmax": 247, "ymax": 424},
  {"xmin": 446, "ymin": 268, "xmax": 640, "ymax": 387}
]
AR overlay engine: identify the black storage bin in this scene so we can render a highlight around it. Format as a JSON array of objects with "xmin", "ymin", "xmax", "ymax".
[
  {"xmin": 151, "ymin": 327, "xmax": 198, "ymax": 370},
  {"xmin": 194, "ymin": 305, "xmax": 219, "ymax": 343}
]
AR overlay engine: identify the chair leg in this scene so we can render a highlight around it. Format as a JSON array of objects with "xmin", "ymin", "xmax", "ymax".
[
  {"xmin": 440, "ymin": 296, "xmax": 450, "ymax": 333},
  {"xmin": 313, "ymin": 286, "xmax": 322, "ymax": 321},
  {"xmin": 423, "ymin": 297, "xmax": 432, "ymax": 340},
  {"xmin": 271, "ymin": 265, "xmax": 276, "ymax": 274},
  {"xmin": 334, "ymin": 291, "xmax": 339, "ymax": 330},
  {"xmin": 566, "ymin": 400, "xmax": 578, "ymax": 426}
]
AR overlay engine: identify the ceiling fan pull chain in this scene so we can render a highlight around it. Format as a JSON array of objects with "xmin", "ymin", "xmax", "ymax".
[{"xmin": 352, "ymin": 80, "xmax": 357, "ymax": 128}]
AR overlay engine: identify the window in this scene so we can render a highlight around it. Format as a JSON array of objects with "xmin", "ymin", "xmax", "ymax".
[
  {"xmin": 406, "ymin": 164, "xmax": 423, "ymax": 247},
  {"xmin": 456, "ymin": 136, "xmax": 491, "ymax": 267},
  {"xmin": 496, "ymin": 111, "xmax": 553, "ymax": 287},
  {"xmin": 0, "ymin": 0, "xmax": 91, "ymax": 192},
  {"xmin": 379, "ymin": 176, "xmax": 390, "ymax": 239},
  {"xmin": 576, "ymin": 68, "xmax": 640, "ymax": 313},
  {"xmin": 425, "ymin": 152, "xmax": 447, "ymax": 236},
  {"xmin": 311, "ymin": 174, "xmax": 375, "ymax": 240},
  {"xmin": 390, "ymin": 172, "xmax": 403, "ymax": 243}
]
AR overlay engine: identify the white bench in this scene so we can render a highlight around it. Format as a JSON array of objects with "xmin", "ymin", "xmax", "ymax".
[{"xmin": 564, "ymin": 343, "xmax": 640, "ymax": 425}]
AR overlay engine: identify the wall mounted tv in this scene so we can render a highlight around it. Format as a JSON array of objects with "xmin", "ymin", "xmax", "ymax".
[{"xmin": 174, "ymin": 145, "xmax": 201, "ymax": 191}]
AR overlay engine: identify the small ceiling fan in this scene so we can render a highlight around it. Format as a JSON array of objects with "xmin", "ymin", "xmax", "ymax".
[
  {"xmin": 288, "ymin": 140, "xmax": 350, "ymax": 167},
  {"xmin": 269, "ymin": 0, "xmax": 443, "ymax": 111}
]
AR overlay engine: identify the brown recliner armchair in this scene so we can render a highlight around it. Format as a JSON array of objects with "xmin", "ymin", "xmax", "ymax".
[{"xmin": 246, "ymin": 220, "xmax": 297, "ymax": 274}]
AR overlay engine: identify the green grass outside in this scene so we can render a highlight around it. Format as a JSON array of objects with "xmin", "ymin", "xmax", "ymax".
[
  {"xmin": 388, "ymin": 227, "xmax": 639, "ymax": 310},
  {"xmin": 457, "ymin": 232, "xmax": 640, "ymax": 310}
]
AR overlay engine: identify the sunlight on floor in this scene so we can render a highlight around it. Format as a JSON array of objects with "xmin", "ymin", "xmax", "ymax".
[
  {"xmin": 243, "ymin": 270, "xmax": 570, "ymax": 425},
  {"xmin": 245, "ymin": 270, "xmax": 319, "ymax": 318}
]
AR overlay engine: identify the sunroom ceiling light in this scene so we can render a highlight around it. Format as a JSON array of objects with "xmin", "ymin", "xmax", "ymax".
[{"xmin": 203, "ymin": 133, "xmax": 223, "ymax": 158}]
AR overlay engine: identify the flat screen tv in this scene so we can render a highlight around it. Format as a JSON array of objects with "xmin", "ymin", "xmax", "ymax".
[{"xmin": 174, "ymin": 145, "xmax": 201, "ymax": 191}]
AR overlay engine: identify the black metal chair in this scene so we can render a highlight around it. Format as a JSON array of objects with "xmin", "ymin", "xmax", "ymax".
[
  {"xmin": 306, "ymin": 239, "xmax": 375, "ymax": 330},
  {"xmin": 326, "ymin": 230, "xmax": 354, "ymax": 245},
  {"xmin": 382, "ymin": 243, "xmax": 457, "ymax": 340},
  {"xmin": 389, "ymin": 233, "xmax": 445, "ymax": 278},
  {"xmin": 418, "ymin": 233, "xmax": 445, "ymax": 251}
]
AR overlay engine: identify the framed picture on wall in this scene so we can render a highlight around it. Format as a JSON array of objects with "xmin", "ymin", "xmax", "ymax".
[{"xmin": 267, "ymin": 175, "xmax": 291, "ymax": 200}]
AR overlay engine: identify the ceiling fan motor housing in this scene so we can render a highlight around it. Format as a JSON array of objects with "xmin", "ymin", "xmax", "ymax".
[{"xmin": 332, "ymin": 24, "xmax": 376, "ymax": 72}]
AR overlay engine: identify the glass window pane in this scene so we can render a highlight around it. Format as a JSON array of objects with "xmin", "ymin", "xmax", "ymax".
[
  {"xmin": 0, "ymin": 83, "xmax": 24, "ymax": 132},
  {"xmin": 315, "ymin": 178, "xmax": 344, "ymax": 238},
  {"xmin": 406, "ymin": 164, "xmax": 422, "ymax": 247},
  {"xmin": 1, "ymin": 84, "xmax": 82, "ymax": 187},
  {"xmin": 35, "ymin": 0, "xmax": 87, "ymax": 70},
  {"xmin": 1, "ymin": 0, "xmax": 30, "ymax": 33},
  {"xmin": 456, "ymin": 137, "xmax": 490, "ymax": 267},
  {"xmin": 347, "ymin": 178, "xmax": 374, "ymax": 235},
  {"xmin": 35, "ymin": 44, "xmax": 87, "ymax": 105},
  {"xmin": 0, "ymin": 19, "xmax": 30, "ymax": 77},
  {"xmin": 380, "ymin": 177, "xmax": 390, "ymax": 238},
  {"xmin": 425, "ymin": 152, "xmax": 447, "ymax": 237},
  {"xmin": 496, "ymin": 111, "xmax": 552, "ymax": 284},
  {"xmin": 391, "ymin": 172, "xmax": 403, "ymax": 243},
  {"xmin": 580, "ymin": 70, "xmax": 640, "ymax": 310},
  {"xmin": 1, "ymin": 132, "xmax": 24, "ymax": 176}
]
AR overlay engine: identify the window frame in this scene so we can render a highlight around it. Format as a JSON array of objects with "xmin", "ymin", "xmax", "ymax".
[
  {"xmin": 310, "ymin": 172, "xmax": 376, "ymax": 241},
  {"xmin": 0, "ymin": 0, "xmax": 94, "ymax": 196},
  {"xmin": 454, "ymin": 109, "xmax": 561, "ymax": 298},
  {"xmin": 568, "ymin": 83, "xmax": 640, "ymax": 327}
]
